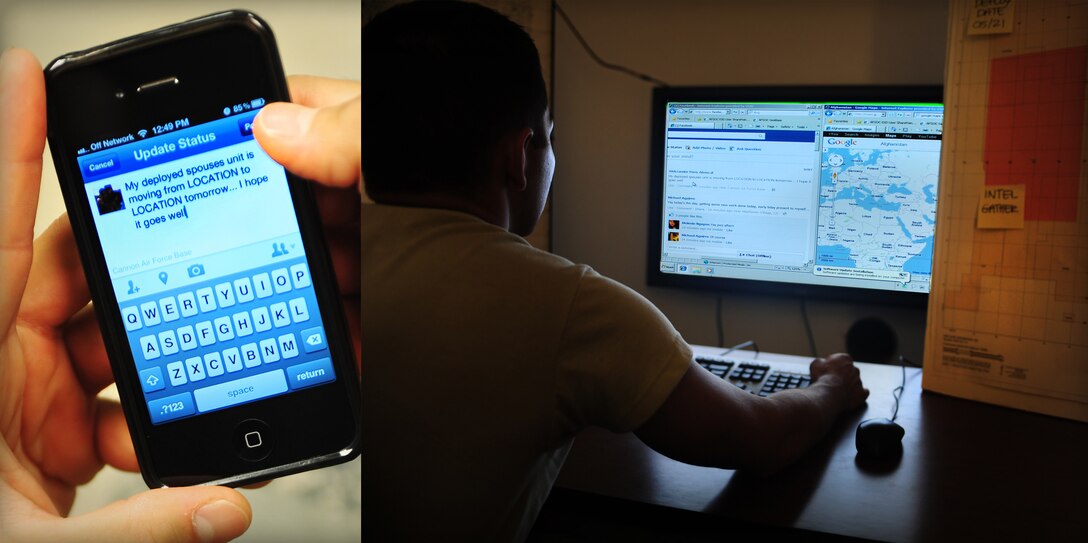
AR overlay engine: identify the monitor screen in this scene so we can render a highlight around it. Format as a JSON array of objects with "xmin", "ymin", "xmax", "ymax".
[{"xmin": 647, "ymin": 86, "xmax": 944, "ymax": 306}]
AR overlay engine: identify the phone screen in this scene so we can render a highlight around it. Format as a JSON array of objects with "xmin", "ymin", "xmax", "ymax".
[{"xmin": 76, "ymin": 106, "xmax": 338, "ymax": 425}]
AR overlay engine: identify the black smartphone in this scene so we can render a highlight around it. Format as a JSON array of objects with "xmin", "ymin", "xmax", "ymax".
[{"xmin": 44, "ymin": 10, "xmax": 361, "ymax": 488}]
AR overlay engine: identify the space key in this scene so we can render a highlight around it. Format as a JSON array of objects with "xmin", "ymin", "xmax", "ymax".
[{"xmin": 193, "ymin": 370, "xmax": 288, "ymax": 413}]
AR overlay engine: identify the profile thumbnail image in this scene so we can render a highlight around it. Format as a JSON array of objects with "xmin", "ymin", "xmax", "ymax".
[
  {"xmin": 668, "ymin": 219, "xmax": 680, "ymax": 229},
  {"xmin": 96, "ymin": 184, "xmax": 125, "ymax": 215},
  {"xmin": 668, "ymin": 231, "xmax": 680, "ymax": 242}
]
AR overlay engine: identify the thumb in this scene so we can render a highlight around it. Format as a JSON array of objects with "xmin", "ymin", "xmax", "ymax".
[
  {"xmin": 56, "ymin": 487, "xmax": 251, "ymax": 543},
  {"xmin": 254, "ymin": 97, "xmax": 361, "ymax": 189}
]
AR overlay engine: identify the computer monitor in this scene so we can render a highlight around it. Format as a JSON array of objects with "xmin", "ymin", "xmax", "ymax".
[{"xmin": 648, "ymin": 86, "xmax": 944, "ymax": 306}]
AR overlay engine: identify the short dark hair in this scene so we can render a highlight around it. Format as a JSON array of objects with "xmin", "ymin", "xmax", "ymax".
[{"xmin": 361, "ymin": 1, "xmax": 548, "ymax": 197}]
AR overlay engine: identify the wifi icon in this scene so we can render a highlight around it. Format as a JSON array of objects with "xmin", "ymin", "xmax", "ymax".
[{"xmin": 138, "ymin": 129, "xmax": 148, "ymax": 138}]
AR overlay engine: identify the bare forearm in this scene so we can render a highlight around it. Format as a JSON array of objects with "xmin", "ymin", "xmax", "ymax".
[
  {"xmin": 738, "ymin": 355, "xmax": 866, "ymax": 472},
  {"xmin": 636, "ymin": 355, "xmax": 868, "ymax": 474},
  {"xmin": 745, "ymin": 380, "xmax": 851, "ymax": 471}
]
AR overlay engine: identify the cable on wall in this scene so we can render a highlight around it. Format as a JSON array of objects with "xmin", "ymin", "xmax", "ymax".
[
  {"xmin": 799, "ymin": 297, "xmax": 818, "ymax": 358},
  {"xmin": 553, "ymin": 1, "xmax": 670, "ymax": 87},
  {"xmin": 715, "ymin": 295, "xmax": 725, "ymax": 348}
]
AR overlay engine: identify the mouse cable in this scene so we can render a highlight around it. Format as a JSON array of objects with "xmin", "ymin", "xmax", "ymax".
[
  {"xmin": 553, "ymin": 1, "xmax": 671, "ymax": 87},
  {"xmin": 720, "ymin": 340, "xmax": 759, "ymax": 358},
  {"xmin": 890, "ymin": 354, "xmax": 909, "ymax": 422},
  {"xmin": 898, "ymin": 355, "xmax": 922, "ymax": 367}
]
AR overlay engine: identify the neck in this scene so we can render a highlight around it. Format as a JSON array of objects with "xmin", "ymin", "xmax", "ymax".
[{"xmin": 374, "ymin": 190, "xmax": 512, "ymax": 232}]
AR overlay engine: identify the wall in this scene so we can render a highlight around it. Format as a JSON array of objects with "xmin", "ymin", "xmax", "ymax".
[{"xmin": 552, "ymin": 0, "xmax": 949, "ymax": 362}]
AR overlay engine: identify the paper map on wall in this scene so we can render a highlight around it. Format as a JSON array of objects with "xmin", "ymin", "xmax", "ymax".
[{"xmin": 923, "ymin": 0, "xmax": 1088, "ymax": 422}]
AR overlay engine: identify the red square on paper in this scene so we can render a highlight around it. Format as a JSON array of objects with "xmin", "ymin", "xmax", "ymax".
[{"xmin": 985, "ymin": 46, "xmax": 1086, "ymax": 222}]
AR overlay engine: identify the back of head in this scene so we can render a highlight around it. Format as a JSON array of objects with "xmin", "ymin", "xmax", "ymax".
[{"xmin": 361, "ymin": 1, "xmax": 548, "ymax": 199}]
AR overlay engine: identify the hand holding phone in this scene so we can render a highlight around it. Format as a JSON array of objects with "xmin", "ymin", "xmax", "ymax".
[
  {"xmin": 41, "ymin": 11, "xmax": 361, "ymax": 489},
  {"xmin": 0, "ymin": 47, "xmax": 256, "ymax": 543}
]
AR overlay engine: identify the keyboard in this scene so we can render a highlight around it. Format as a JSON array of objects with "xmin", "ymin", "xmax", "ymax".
[
  {"xmin": 696, "ymin": 355, "xmax": 811, "ymax": 397},
  {"xmin": 121, "ymin": 255, "xmax": 337, "ymax": 424}
]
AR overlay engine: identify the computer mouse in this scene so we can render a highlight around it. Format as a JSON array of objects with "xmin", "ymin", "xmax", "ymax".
[{"xmin": 855, "ymin": 418, "xmax": 905, "ymax": 460}]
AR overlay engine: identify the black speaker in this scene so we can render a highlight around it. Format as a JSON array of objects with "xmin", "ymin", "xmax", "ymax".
[{"xmin": 846, "ymin": 317, "xmax": 898, "ymax": 364}]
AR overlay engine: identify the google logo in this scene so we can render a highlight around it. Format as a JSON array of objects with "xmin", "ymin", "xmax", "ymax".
[{"xmin": 826, "ymin": 138, "xmax": 859, "ymax": 147}]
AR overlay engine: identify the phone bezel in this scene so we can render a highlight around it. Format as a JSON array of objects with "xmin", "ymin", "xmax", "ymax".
[{"xmin": 44, "ymin": 10, "xmax": 361, "ymax": 488}]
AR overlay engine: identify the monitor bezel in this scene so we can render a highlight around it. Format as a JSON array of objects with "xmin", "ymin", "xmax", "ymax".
[{"xmin": 646, "ymin": 85, "xmax": 943, "ymax": 307}]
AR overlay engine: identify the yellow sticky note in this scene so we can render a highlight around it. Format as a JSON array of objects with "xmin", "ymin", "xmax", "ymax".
[
  {"xmin": 968, "ymin": 0, "xmax": 1015, "ymax": 35},
  {"xmin": 977, "ymin": 184, "xmax": 1025, "ymax": 229}
]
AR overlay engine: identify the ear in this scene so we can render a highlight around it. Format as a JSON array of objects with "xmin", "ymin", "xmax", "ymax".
[{"xmin": 502, "ymin": 127, "xmax": 534, "ymax": 192}]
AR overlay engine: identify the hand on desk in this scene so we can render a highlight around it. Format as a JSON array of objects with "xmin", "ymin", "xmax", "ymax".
[{"xmin": 810, "ymin": 352, "xmax": 869, "ymax": 412}]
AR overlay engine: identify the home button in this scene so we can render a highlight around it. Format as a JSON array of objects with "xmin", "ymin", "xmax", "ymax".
[{"xmin": 234, "ymin": 419, "xmax": 273, "ymax": 462}]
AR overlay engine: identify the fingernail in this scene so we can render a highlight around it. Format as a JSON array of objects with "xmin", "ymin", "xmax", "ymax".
[
  {"xmin": 193, "ymin": 500, "xmax": 250, "ymax": 543},
  {"xmin": 257, "ymin": 104, "xmax": 315, "ymax": 139}
]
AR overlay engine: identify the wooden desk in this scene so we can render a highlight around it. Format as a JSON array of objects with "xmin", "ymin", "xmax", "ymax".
[{"xmin": 548, "ymin": 346, "xmax": 1088, "ymax": 542}]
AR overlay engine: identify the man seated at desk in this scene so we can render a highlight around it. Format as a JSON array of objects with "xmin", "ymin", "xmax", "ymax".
[{"xmin": 361, "ymin": 2, "xmax": 870, "ymax": 540}]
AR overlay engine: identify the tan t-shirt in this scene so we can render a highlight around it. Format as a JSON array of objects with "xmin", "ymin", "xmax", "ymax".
[{"xmin": 362, "ymin": 204, "xmax": 691, "ymax": 541}]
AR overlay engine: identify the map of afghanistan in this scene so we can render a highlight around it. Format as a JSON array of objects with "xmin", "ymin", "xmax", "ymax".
[{"xmin": 816, "ymin": 147, "xmax": 939, "ymax": 277}]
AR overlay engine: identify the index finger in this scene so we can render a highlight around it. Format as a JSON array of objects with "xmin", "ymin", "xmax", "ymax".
[
  {"xmin": 287, "ymin": 75, "xmax": 360, "ymax": 109},
  {"xmin": 0, "ymin": 48, "xmax": 46, "ymax": 331}
]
